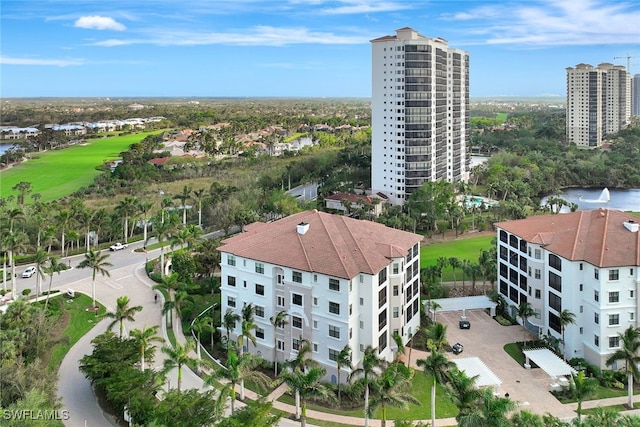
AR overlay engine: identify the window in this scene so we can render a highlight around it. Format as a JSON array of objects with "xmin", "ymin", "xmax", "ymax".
[
  {"xmin": 227, "ymin": 297, "xmax": 236, "ymax": 308},
  {"xmin": 609, "ymin": 269, "xmax": 619, "ymax": 281},
  {"xmin": 360, "ymin": 297, "xmax": 364, "ymax": 306},
  {"xmin": 535, "ymin": 289, "xmax": 541, "ymax": 299},
  {"xmin": 277, "ymin": 296, "xmax": 285, "ymax": 307},
  {"xmin": 228, "ymin": 276, "xmax": 236, "ymax": 287},
  {"xmin": 580, "ymin": 284, "xmax": 583, "ymax": 291},
  {"xmin": 329, "ymin": 302, "xmax": 340, "ymax": 315},
  {"xmin": 580, "ymin": 305, "xmax": 583, "ymax": 313},
  {"xmin": 534, "ymin": 249, "xmax": 542, "ymax": 259},
  {"xmin": 549, "ymin": 254, "xmax": 562, "ymax": 271},
  {"xmin": 313, "ymin": 274, "xmax": 317, "ymax": 283},
  {"xmin": 313, "ymin": 343, "xmax": 318, "ymax": 352},
  {"xmin": 393, "ymin": 307, "xmax": 399, "ymax": 318},
  {"xmin": 594, "ymin": 269, "xmax": 599, "ymax": 280},
  {"xmin": 609, "ymin": 336, "xmax": 620, "ymax": 348},
  {"xmin": 549, "ymin": 292, "xmax": 562, "ymax": 311},
  {"xmin": 292, "ymin": 316, "xmax": 302, "ymax": 329},
  {"xmin": 632, "ymin": 313, "xmax": 635, "ymax": 321},
  {"xmin": 379, "ymin": 287, "xmax": 387, "ymax": 308},
  {"xmin": 379, "ymin": 309, "xmax": 387, "ymax": 329},
  {"xmin": 580, "ymin": 263, "xmax": 583, "ymax": 270},
  {"xmin": 313, "ymin": 297, "xmax": 318, "ymax": 306},
  {"xmin": 580, "ymin": 327, "xmax": 583, "ymax": 334},
  {"xmin": 255, "ymin": 262, "xmax": 264, "ymax": 274},
  {"xmin": 393, "ymin": 263, "xmax": 399, "ymax": 274},
  {"xmin": 349, "ymin": 304, "xmax": 353, "ymax": 315},
  {"xmin": 329, "ymin": 278, "xmax": 340, "ymax": 291},
  {"xmin": 594, "ymin": 313, "xmax": 599, "ymax": 324},
  {"xmin": 329, "ymin": 348, "xmax": 339, "ymax": 361},
  {"xmin": 292, "ymin": 271, "xmax": 302, "ymax": 283},
  {"xmin": 277, "ymin": 340, "xmax": 285, "ymax": 351},
  {"xmin": 360, "ymin": 320, "xmax": 364, "ymax": 329},
  {"xmin": 594, "ymin": 335, "xmax": 599, "ymax": 347},
  {"xmin": 393, "ymin": 286, "xmax": 399, "ymax": 296},
  {"xmin": 549, "ymin": 272, "xmax": 562, "ymax": 292},
  {"xmin": 292, "ymin": 338, "xmax": 300, "ymax": 351},
  {"xmin": 255, "ymin": 306, "xmax": 264, "ymax": 318},
  {"xmin": 594, "ymin": 290, "xmax": 599, "ymax": 302},
  {"xmin": 534, "ymin": 269, "xmax": 541, "ymax": 279},
  {"xmin": 609, "ymin": 292, "xmax": 619, "ymax": 303},
  {"xmin": 292, "ymin": 293, "xmax": 302, "ymax": 306},
  {"xmin": 329, "ymin": 325, "xmax": 340, "ymax": 339},
  {"xmin": 378, "ymin": 331, "xmax": 388, "ymax": 351},
  {"xmin": 632, "ymin": 290, "xmax": 635, "ymax": 298},
  {"xmin": 256, "ymin": 327, "xmax": 264, "ymax": 339},
  {"xmin": 227, "ymin": 254, "xmax": 236, "ymax": 266},
  {"xmin": 313, "ymin": 320, "xmax": 318, "ymax": 329},
  {"xmin": 378, "ymin": 267, "xmax": 388, "ymax": 286},
  {"xmin": 609, "ymin": 314, "xmax": 620, "ymax": 326},
  {"xmin": 255, "ymin": 284, "xmax": 265, "ymax": 295},
  {"xmin": 359, "ymin": 274, "xmax": 364, "ymax": 283}
]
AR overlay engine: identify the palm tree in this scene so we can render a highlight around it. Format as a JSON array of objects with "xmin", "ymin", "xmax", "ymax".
[
  {"xmin": 239, "ymin": 303, "xmax": 257, "ymax": 354},
  {"xmin": 206, "ymin": 346, "xmax": 270, "ymax": 414},
  {"xmin": 31, "ymin": 248, "xmax": 48, "ymax": 298},
  {"xmin": 191, "ymin": 315, "xmax": 213, "ymax": 360},
  {"xmin": 138, "ymin": 200, "xmax": 154, "ymax": 245},
  {"xmin": 280, "ymin": 366, "xmax": 336, "ymax": 427},
  {"xmin": 447, "ymin": 366, "xmax": 481, "ymax": 420},
  {"xmin": 417, "ymin": 348, "xmax": 453, "ymax": 427},
  {"xmin": 43, "ymin": 256, "xmax": 65, "ymax": 311},
  {"xmin": 426, "ymin": 322, "xmax": 449, "ymax": 351},
  {"xmin": 349, "ymin": 345, "xmax": 386, "ymax": 427},
  {"xmin": 4, "ymin": 230, "xmax": 29, "ymax": 299},
  {"xmin": 457, "ymin": 387, "xmax": 515, "ymax": 427},
  {"xmin": 391, "ymin": 332, "xmax": 405, "ymax": 363},
  {"xmin": 154, "ymin": 212, "xmax": 177, "ymax": 277},
  {"xmin": 606, "ymin": 326, "xmax": 640, "ymax": 409},
  {"xmin": 77, "ymin": 209, "xmax": 93, "ymax": 253},
  {"xmin": 223, "ymin": 308, "xmax": 241, "ymax": 349},
  {"xmin": 77, "ymin": 248, "xmax": 112, "ymax": 309},
  {"xmin": 284, "ymin": 337, "xmax": 317, "ymax": 374},
  {"xmin": 270, "ymin": 310, "xmax": 288, "ymax": 375},
  {"xmin": 154, "ymin": 273, "xmax": 180, "ymax": 328},
  {"xmin": 162, "ymin": 339, "xmax": 197, "ymax": 393},
  {"xmin": 467, "ymin": 262, "xmax": 483, "ymax": 293},
  {"xmin": 116, "ymin": 196, "xmax": 138, "ymax": 243},
  {"xmin": 368, "ymin": 363, "xmax": 420, "ymax": 427},
  {"xmin": 517, "ymin": 302, "xmax": 535, "ymax": 343},
  {"xmin": 559, "ymin": 309, "xmax": 576, "ymax": 360},
  {"xmin": 103, "ymin": 295, "xmax": 143, "ymax": 338},
  {"xmin": 174, "ymin": 185, "xmax": 192, "ymax": 225},
  {"xmin": 429, "ymin": 300, "xmax": 442, "ymax": 323},
  {"xmin": 510, "ymin": 410, "xmax": 544, "ymax": 427},
  {"xmin": 448, "ymin": 257, "xmax": 461, "ymax": 285},
  {"xmin": 460, "ymin": 259, "xmax": 470, "ymax": 291},
  {"xmin": 436, "ymin": 257, "xmax": 448, "ymax": 281},
  {"xmin": 130, "ymin": 325, "xmax": 164, "ymax": 372},
  {"xmin": 191, "ymin": 188, "xmax": 208, "ymax": 228},
  {"xmin": 570, "ymin": 370, "xmax": 598, "ymax": 420},
  {"xmin": 336, "ymin": 344, "xmax": 352, "ymax": 402}
]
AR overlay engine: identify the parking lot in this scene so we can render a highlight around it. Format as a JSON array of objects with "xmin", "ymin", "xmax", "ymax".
[{"xmin": 407, "ymin": 309, "xmax": 576, "ymax": 419}]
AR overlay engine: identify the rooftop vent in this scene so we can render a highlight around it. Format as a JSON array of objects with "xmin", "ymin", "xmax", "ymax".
[
  {"xmin": 297, "ymin": 222, "xmax": 310, "ymax": 235},
  {"xmin": 623, "ymin": 220, "xmax": 639, "ymax": 233}
]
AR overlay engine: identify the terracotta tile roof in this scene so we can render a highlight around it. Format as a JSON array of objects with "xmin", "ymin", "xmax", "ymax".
[
  {"xmin": 219, "ymin": 210, "xmax": 422, "ymax": 279},
  {"xmin": 148, "ymin": 157, "xmax": 169, "ymax": 166},
  {"xmin": 496, "ymin": 209, "xmax": 640, "ymax": 268},
  {"xmin": 325, "ymin": 192, "xmax": 374, "ymax": 204}
]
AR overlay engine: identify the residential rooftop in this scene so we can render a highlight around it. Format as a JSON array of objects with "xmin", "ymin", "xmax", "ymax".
[{"xmin": 218, "ymin": 210, "xmax": 422, "ymax": 279}]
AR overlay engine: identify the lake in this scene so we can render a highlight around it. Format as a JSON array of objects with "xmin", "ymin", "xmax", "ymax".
[{"xmin": 543, "ymin": 188, "xmax": 640, "ymax": 212}]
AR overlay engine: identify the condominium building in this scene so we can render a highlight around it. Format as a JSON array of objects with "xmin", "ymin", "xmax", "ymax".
[
  {"xmin": 566, "ymin": 63, "xmax": 632, "ymax": 147},
  {"xmin": 495, "ymin": 209, "xmax": 640, "ymax": 369},
  {"xmin": 218, "ymin": 210, "xmax": 422, "ymax": 382},
  {"xmin": 370, "ymin": 27, "xmax": 470, "ymax": 206},
  {"xmin": 633, "ymin": 74, "xmax": 640, "ymax": 116}
]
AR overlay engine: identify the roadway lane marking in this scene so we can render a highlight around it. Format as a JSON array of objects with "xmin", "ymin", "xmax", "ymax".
[{"xmin": 115, "ymin": 274, "xmax": 133, "ymax": 282}]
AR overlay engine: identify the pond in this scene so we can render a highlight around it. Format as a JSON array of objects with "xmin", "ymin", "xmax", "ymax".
[{"xmin": 542, "ymin": 187, "xmax": 640, "ymax": 212}]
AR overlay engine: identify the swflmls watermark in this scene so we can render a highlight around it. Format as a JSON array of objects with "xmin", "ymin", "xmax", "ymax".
[{"xmin": 2, "ymin": 409, "xmax": 70, "ymax": 421}]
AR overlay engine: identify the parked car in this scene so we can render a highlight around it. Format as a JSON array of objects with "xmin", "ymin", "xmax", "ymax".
[
  {"xmin": 452, "ymin": 342, "xmax": 464, "ymax": 355},
  {"xmin": 459, "ymin": 320, "xmax": 471, "ymax": 329},
  {"xmin": 110, "ymin": 242, "xmax": 128, "ymax": 251},
  {"xmin": 22, "ymin": 266, "xmax": 37, "ymax": 278}
]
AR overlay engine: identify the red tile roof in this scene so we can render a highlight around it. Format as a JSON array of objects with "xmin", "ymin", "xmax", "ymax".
[
  {"xmin": 496, "ymin": 209, "xmax": 640, "ymax": 268},
  {"xmin": 219, "ymin": 210, "xmax": 422, "ymax": 279},
  {"xmin": 148, "ymin": 157, "xmax": 169, "ymax": 166}
]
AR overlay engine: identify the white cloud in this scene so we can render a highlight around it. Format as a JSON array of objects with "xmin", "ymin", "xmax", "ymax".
[
  {"xmin": 90, "ymin": 26, "xmax": 369, "ymax": 47},
  {"xmin": 443, "ymin": 0, "xmax": 640, "ymax": 46},
  {"xmin": 75, "ymin": 15, "xmax": 126, "ymax": 31},
  {"xmin": 320, "ymin": 1, "xmax": 411, "ymax": 15},
  {"xmin": 0, "ymin": 56, "xmax": 84, "ymax": 66}
]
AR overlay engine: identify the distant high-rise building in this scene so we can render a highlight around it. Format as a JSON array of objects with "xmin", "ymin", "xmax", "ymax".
[
  {"xmin": 566, "ymin": 63, "xmax": 631, "ymax": 147},
  {"xmin": 370, "ymin": 27, "xmax": 470, "ymax": 206},
  {"xmin": 633, "ymin": 74, "xmax": 640, "ymax": 116}
]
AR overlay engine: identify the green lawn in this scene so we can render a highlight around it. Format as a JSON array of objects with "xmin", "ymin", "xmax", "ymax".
[
  {"xmin": 46, "ymin": 293, "xmax": 106, "ymax": 369},
  {"xmin": 503, "ymin": 343, "xmax": 525, "ymax": 366},
  {"xmin": 420, "ymin": 235, "xmax": 494, "ymax": 282},
  {"xmin": 0, "ymin": 131, "xmax": 163, "ymax": 202}
]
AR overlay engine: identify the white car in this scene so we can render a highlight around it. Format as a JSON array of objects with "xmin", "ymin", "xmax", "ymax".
[
  {"xmin": 22, "ymin": 266, "xmax": 37, "ymax": 278},
  {"xmin": 109, "ymin": 242, "xmax": 128, "ymax": 251}
]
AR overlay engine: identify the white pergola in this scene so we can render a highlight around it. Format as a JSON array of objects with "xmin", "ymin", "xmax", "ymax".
[
  {"xmin": 523, "ymin": 348, "xmax": 577, "ymax": 379},
  {"xmin": 453, "ymin": 357, "xmax": 502, "ymax": 388},
  {"xmin": 429, "ymin": 295, "xmax": 497, "ymax": 317}
]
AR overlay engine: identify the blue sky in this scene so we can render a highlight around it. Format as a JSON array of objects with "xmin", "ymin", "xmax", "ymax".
[{"xmin": 1, "ymin": 0, "xmax": 639, "ymax": 98}]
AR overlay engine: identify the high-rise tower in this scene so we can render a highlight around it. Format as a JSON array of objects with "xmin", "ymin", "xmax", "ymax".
[
  {"xmin": 633, "ymin": 74, "xmax": 640, "ymax": 117},
  {"xmin": 566, "ymin": 63, "xmax": 631, "ymax": 147},
  {"xmin": 370, "ymin": 27, "xmax": 469, "ymax": 206}
]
